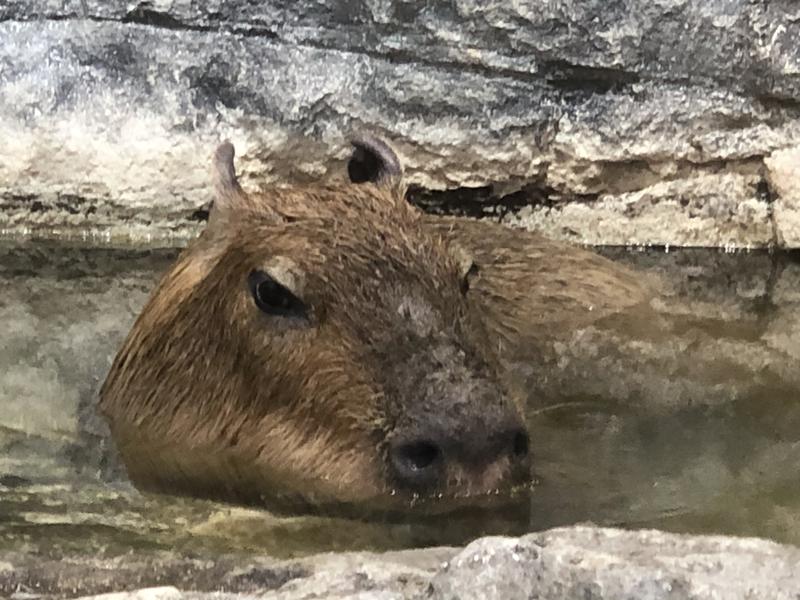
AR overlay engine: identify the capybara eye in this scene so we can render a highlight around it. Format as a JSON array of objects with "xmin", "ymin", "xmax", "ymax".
[
  {"xmin": 247, "ymin": 270, "xmax": 307, "ymax": 318},
  {"xmin": 460, "ymin": 262, "xmax": 480, "ymax": 296}
]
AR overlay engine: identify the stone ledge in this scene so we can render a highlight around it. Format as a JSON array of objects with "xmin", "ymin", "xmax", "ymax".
[
  {"xmin": 6, "ymin": 526, "xmax": 800, "ymax": 599},
  {"xmin": 3, "ymin": 2, "xmax": 800, "ymax": 247}
]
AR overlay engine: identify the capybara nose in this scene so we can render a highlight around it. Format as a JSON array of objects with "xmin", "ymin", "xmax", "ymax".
[
  {"xmin": 509, "ymin": 428, "xmax": 531, "ymax": 461},
  {"xmin": 389, "ymin": 438, "xmax": 444, "ymax": 490},
  {"xmin": 476, "ymin": 425, "xmax": 531, "ymax": 469},
  {"xmin": 388, "ymin": 423, "xmax": 531, "ymax": 493}
]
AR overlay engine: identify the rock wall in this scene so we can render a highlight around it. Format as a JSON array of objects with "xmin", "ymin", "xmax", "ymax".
[{"xmin": 2, "ymin": 1, "xmax": 800, "ymax": 246}]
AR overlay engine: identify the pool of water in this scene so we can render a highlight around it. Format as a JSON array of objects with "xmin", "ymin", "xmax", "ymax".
[{"xmin": 2, "ymin": 240, "xmax": 800, "ymax": 563}]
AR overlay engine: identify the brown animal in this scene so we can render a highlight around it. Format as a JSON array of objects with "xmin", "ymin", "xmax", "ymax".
[{"xmin": 99, "ymin": 135, "xmax": 646, "ymax": 513}]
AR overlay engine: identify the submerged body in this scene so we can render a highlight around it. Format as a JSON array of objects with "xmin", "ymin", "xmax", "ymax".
[{"xmin": 99, "ymin": 136, "xmax": 647, "ymax": 513}]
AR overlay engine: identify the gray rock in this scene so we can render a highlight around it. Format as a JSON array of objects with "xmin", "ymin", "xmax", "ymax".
[
  {"xmin": 428, "ymin": 526, "xmax": 800, "ymax": 600},
  {"xmin": 75, "ymin": 588, "xmax": 184, "ymax": 600},
  {"xmin": 1, "ymin": 544, "xmax": 454, "ymax": 599},
  {"xmin": 766, "ymin": 146, "xmax": 800, "ymax": 247},
  {"xmin": 2, "ymin": 1, "xmax": 800, "ymax": 246},
  {"xmin": 6, "ymin": 526, "xmax": 800, "ymax": 599}
]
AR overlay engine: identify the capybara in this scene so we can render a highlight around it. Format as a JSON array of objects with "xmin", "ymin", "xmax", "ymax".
[{"xmin": 99, "ymin": 135, "xmax": 647, "ymax": 513}]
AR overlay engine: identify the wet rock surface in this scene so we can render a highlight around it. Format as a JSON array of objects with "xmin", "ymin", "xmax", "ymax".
[
  {"xmin": 2, "ymin": 1, "xmax": 800, "ymax": 246},
  {"xmin": 4, "ymin": 527, "xmax": 800, "ymax": 599},
  {"xmin": 2, "ymin": 543, "xmax": 449, "ymax": 598},
  {"xmin": 427, "ymin": 527, "xmax": 800, "ymax": 600}
]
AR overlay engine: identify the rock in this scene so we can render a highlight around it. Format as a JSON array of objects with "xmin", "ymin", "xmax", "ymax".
[
  {"xmin": 0, "ymin": 545, "xmax": 453, "ymax": 599},
  {"xmin": 505, "ymin": 170, "xmax": 773, "ymax": 247},
  {"xmin": 265, "ymin": 551, "xmax": 441, "ymax": 600},
  {"xmin": 2, "ymin": 1, "xmax": 800, "ymax": 246},
  {"xmin": 428, "ymin": 526, "xmax": 800, "ymax": 600},
  {"xmin": 766, "ymin": 145, "xmax": 800, "ymax": 247},
  {"xmin": 5, "ymin": 527, "xmax": 800, "ymax": 599},
  {"xmin": 75, "ymin": 588, "xmax": 183, "ymax": 600}
]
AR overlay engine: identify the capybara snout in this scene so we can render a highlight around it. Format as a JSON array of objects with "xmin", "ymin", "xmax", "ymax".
[
  {"xmin": 378, "ymin": 326, "xmax": 530, "ymax": 494},
  {"xmin": 387, "ymin": 394, "xmax": 531, "ymax": 494}
]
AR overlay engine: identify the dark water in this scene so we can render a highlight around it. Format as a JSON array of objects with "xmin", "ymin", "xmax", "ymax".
[{"xmin": 2, "ymin": 240, "xmax": 800, "ymax": 562}]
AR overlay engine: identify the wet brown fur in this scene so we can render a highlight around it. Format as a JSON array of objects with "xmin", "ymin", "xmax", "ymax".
[
  {"xmin": 99, "ymin": 141, "xmax": 649, "ymax": 511},
  {"xmin": 101, "ymin": 178, "xmax": 512, "ymax": 506},
  {"xmin": 424, "ymin": 215, "xmax": 648, "ymax": 358}
]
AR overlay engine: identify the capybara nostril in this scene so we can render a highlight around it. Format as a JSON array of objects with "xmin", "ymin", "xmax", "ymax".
[
  {"xmin": 389, "ymin": 438, "xmax": 443, "ymax": 489},
  {"xmin": 511, "ymin": 428, "xmax": 530, "ymax": 461}
]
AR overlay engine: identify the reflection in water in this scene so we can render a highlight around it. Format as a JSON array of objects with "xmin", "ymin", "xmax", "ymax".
[{"xmin": 2, "ymin": 241, "xmax": 800, "ymax": 559}]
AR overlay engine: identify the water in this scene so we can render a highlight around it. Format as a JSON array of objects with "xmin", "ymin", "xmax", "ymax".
[{"xmin": 2, "ymin": 240, "xmax": 800, "ymax": 566}]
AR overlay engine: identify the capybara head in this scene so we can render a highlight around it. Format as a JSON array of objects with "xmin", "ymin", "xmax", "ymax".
[{"xmin": 99, "ymin": 135, "xmax": 531, "ymax": 512}]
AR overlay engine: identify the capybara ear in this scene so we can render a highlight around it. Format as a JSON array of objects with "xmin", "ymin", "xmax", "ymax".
[
  {"xmin": 348, "ymin": 134, "xmax": 403, "ymax": 186},
  {"xmin": 212, "ymin": 141, "xmax": 247, "ymax": 210},
  {"xmin": 210, "ymin": 140, "xmax": 282, "ymax": 230}
]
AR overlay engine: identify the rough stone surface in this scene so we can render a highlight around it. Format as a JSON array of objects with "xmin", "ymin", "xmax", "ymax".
[
  {"xmin": 3, "ymin": 1, "xmax": 800, "ymax": 246},
  {"xmin": 428, "ymin": 527, "xmax": 800, "ymax": 600},
  {"xmin": 2, "ymin": 545, "xmax": 453, "ymax": 599},
  {"xmin": 76, "ymin": 589, "xmax": 184, "ymax": 600},
  {"xmin": 766, "ymin": 145, "xmax": 800, "ymax": 247},
  {"xmin": 5, "ymin": 527, "xmax": 800, "ymax": 598}
]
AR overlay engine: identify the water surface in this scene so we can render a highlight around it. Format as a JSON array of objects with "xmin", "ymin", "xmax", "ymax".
[{"xmin": 2, "ymin": 241, "xmax": 800, "ymax": 563}]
